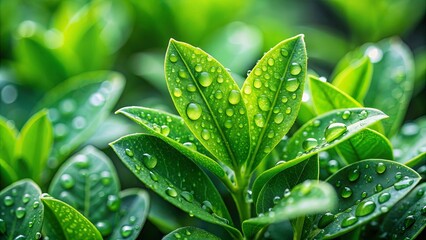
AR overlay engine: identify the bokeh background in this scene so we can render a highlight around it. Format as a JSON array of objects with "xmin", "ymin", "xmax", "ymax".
[{"xmin": 1, "ymin": 0, "xmax": 425, "ymax": 238}]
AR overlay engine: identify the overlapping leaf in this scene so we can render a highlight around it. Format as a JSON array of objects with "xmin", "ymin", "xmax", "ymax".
[
  {"xmin": 0, "ymin": 116, "xmax": 17, "ymax": 163},
  {"xmin": 165, "ymin": 39, "xmax": 250, "ymax": 169},
  {"xmin": 242, "ymin": 34, "xmax": 307, "ymax": 172},
  {"xmin": 110, "ymin": 134, "xmax": 241, "ymax": 239},
  {"xmin": 163, "ymin": 226, "xmax": 221, "ymax": 240}
]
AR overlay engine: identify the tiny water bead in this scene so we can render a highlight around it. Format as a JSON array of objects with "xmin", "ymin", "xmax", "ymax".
[
  {"xmin": 4, "ymin": 195, "xmax": 14, "ymax": 206},
  {"xmin": 120, "ymin": 225, "xmax": 134, "ymax": 238},
  {"xmin": 285, "ymin": 78, "xmax": 300, "ymax": 92},
  {"xmin": 125, "ymin": 148, "xmax": 134, "ymax": 157},
  {"xmin": 378, "ymin": 192, "xmax": 391, "ymax": 203},
  {"xmin": 324, "ymin": 123, "xmax": 347, "ymax": 142},
  {"xmin": 341, "ymin": 216, "xmax": 358, "ymax": 228},
  {"xmin": 186, "ymin": 103, "xmax": 202, "ymax": 121},
  {"xmin": 257, "ymin": 95, "xmax": 271, "ymax": 111},
  {"xmin": 142, "ymin": 153, "xmax": 157, "ymax": 169},
  {"xmin": 355, "ymin": 200, "xmax": 376, "ymax": 217},
  {"xmin": 33, "ymin": 201, "xmax": 40, "ymax": 209},
  {"xmin": 169, "ymin": 54, "xmax": 178, "ymax": 63},
  {"xmin": 228, "ymin": 90, "xmax": 241, "ymax": 105},
  {"xmin": 318, "ymin": 212, "xmax": 335, "ymax": 228},
  {"xmin": 376, "ymin": 162, "xmax": 386, "ymax": 174},
  {"xmin": 280, "ymin": 48, "xmax": 289, "ymax": 57},
  {"xmin": 290, "ymin": 63, "xmax": 302, "ymax": 75},
  {"xmin": 15, "ymin": 207, "xmax": 26, "ymax": 219},
  {"xmin": 198, "ymin": 72, "xmax": 212, "ymax": 87},
  {"xmin": 341, "ymin": 187, "xmax": 353, "ymax": 198},
  {"xmin": 302, "ymin": 138, "xmax": 318, "ymax": 151},
  {"xmin": 342, "ymin": 110, "xmax": 351, "ymax": 120},
  {"xmin": 60, "ymin": 174, "xmax": 75, "ymax": 189},
  {"xmin": 166, "ymin": 187, "xmax": 178, "ymax": 198}
]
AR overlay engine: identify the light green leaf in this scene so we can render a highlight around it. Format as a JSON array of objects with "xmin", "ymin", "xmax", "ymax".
[
  {"xmin": 37, "ymin": 71, "xmax": 125, "ymax": 167},
  {"xmin": 0, "ymin": 116, "xmax": 17, "ymax": 163},
  {"xmin": 48, "ymin": 146, "xmax": 120, "ymax": 237},
  {"xmin": 165, "ymin": 39, "xmax": 250, "ymax": 169},
  {"xmin": 108, "ymin": 189, "xmax": 149, "ymax": 240},
  {"xmin": 242, "ymin": 34, "xmax": 307, "ymax": 172},
  {"xmin": 307, "ymin": 159, "xmax": 421, "ymax": 239},
  {"xmin": 253, "ymin": 108, "xmax": 388, "ymax": 196},
  {"xmin": 243, "ymin": 181, "xmax": 336, "ymax": 239},
  {"xmin": 0, "ymin": 158, "xmax": 18, "ymax": 187},
  {"xmin": 117, "ymin": 107, "xmax": 226, "ymax": 180},
  {"xmin": 0, "ymin": 179, "xmax": 44, "ymax": 240},
  {"xmin": 335, "ymin": 128, "xmax": 393, "ymax": 164},
  {"xmin": 163, "ymin": 226, "xmax": 221, "ymax": 240},
  {"xmin": 379, "ymin": 182, "xmax": 426, "ymax": 239},
  {"xmin": 110, "ymin": 134, "xmax": 241, "ymax": 239},
  {"xmin": 41, "ymin": 196, "xmax": 102, "ymax": 240},
  {"xmin": 15, "ymin": 109, "xmax": 53, "ymax": 181},
  {"xmin": 332, "ymin": 56, "xmax": 372, "ymax": 103}
]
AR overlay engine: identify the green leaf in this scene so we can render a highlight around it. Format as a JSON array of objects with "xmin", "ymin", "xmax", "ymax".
[
  {"xmin": 41, "ymin": 196, "xmax": 102, "ymax": 240},
  {"xmin": 148, "ymin": 194, "xmax": 187, "ymax": 233},
  {"xmin": 117, "ymin": 107, "xmax": 226, "ymax": 180},
  {"xmin": 163, "ymin": 226, "xmax": 221, "ymax": 240},
  {"xmin": 379, "ymin": 182, "xmax": 426, "ymax": 239},
  {"xmin": 308, "ymin": 159, "xmax": 421, "ymax": 239},
  {"xmin": 15, "ymin": 109, "xmax": 53, "ymax": 181},
  {"xmin": 0, "ymin": 179, "xmax": 44, "ymax": 240},
  {"xmin": 242, "ymin": 34, "xmax": 307, "ymax": 172},
  {"xmin": 0, "ymin": 158, "xmax": 18, "ymax": 187},
  {"xmin": 335, "ymin": 128, "xmax": 393, "ymax": 164},
  {"xmin": 254, "ymin": 155, "xmax": 319, "ymax": 214},
  {"xmin": 0, "ymin": 116, "xmax": 17, "ymax": 163},
  {"xmin": 108, "ymin": 189, "xmax": 149, "ymax": 240},
  {"xmin": 110, "ymin": 134, "xmax": 241, "ymax": 239},
  {"xmin": 48, "ymin": 146, "xmax": 120, "ymax": 237},
  {"xmin": 36, "ymin": 71, "xmax": 125, "ymax": 166},
  {"xmin": 253, "ymin": 108, "xmax": 388, "ymax": 196},
  {"xmin": 331, "ymin": 56, "xmax": 372, "ymax": 103},
  {"xmin": 165, "ymin": 39, "xmax": 250, "ymax": 169},
  {"xmin": 243, "ymin": 181, "xmax": 336, "ymax": 239}
]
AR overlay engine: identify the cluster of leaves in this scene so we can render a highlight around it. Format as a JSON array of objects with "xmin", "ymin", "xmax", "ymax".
[{"xmin": 111, "ymin": 35, "xmax": 425, "ymax": 239}]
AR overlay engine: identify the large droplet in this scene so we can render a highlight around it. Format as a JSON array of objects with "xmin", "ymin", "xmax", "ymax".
[
  {"xmin": 404, "ymin": 215, "xmax": 415, "ymax": 229},
  {"xmin": 228, "ymin": 90, "xmax": 241, "ymax": 105},
  {"xmin": 120, "ymin": 225, "xmax": 133, "ymax": 238},
  {"xmin": 173, "ymin": 88, "xmax": 182, "ymax": 97},
  {"xmin": 324, "ymin": 123, "xmax": 347, "ymax": 142},
  {"xmin": 257, "ymin": 95, "xmax": 271, "ymax": 111},
  {"xmin": 378, "ymin": 192, "xmax": 391, "ymax": 203},
  {"xmin": 341, "ymin": 216, "xmax": 358, "ymax": 228},
  {"xmin": 267, "ymin": 58, "xmax": 275, "ymax": 66},
  {"xmin": 254, "ymin": 114, "xmax": 265, "ymax": 128},
  {"xmin": 166, "ymin": 187, "xmax": 178, "ymax": 198},
  {"xmin": 15, "ymin": 207, "xmax": 26, "ymax": 219},
  {"xmin": 107, "ymin": 195, "xmax": 120, "ymax": 212},
  {"xmin": 125, "ymin": 149, "xmax": 134, "ymax": 157},
  {"xmin": 187, "ymin": 84, "xmax": 196, "ymax": 92},
  {"xmin": 280, "ymin": 48, "xmax": 289, "ymax": 57},
  {"xmin": 169, "ymin": 54, "xmax": 178, "ymax": 63},
  {"xmin": 348, "ymin": 169, "xmax": 360, "ymax": 182},
  {"xmin": 142, "ymin": 153, "xmax": 157, "ymax": 169},
  {"xmin": 201, "ymin": 129, "xmax": 211, "ymax": 140},
  {"xmin": 285, "ymin": 78, "xmax": 300, "ymax": 92},
  {"xmin": 161, "ymin": 125, "xmax": 170, "ymax": 136},
  {"xmin": 358, "ymin": 110, "xmax": 368, "ymax": 120},
  {"xmin": 60, "ymin": 174, "xmax": 75, "ymax": 189},
  {"xmin": 198, "ymin": 72, "xmax": 212, "ymax": 87},
  {"xmin": 178, "ymin": 69, "xmax": 188, "ymax": 79},
  {"xmin": 376, "ymin": 162, "xmax": 386, "ymax": 174},
  {"xmin": 355, "ymin": 200, "xmax": 376, "ymax": 217},
  {"xmin": 22, "ymin": 194, "xmax": 30, "ymax": 204},
  {"xmin": 186, "ymin": 103, "xmax": 202, "ymax": 120},
  {"xmin": 342, "ymin": 110, "xmax": 351, "ymax": 120},
  {"xmin": 394, "ymin": 178, "xmax": 414, "ymax": 190},
  {"xmin": 290, "ymin": 63, "xmax": 302, "ymax": 75},
  {"xmin": 318, "ymin": 212, "xmax": 335, "ymax": 228},
  {"xmin": 195, "ymin": 64, "xmax": 203, "ymax": 72},
  {"xmin": 202, "ymin": 200, "xmax": 214, "ymax": 213},
  {"xmin": 253, "ymin": 78, "xmax": 262, "ymax": 88},
  {"xmin": 214, "ymin": 90, "xmax": 223, "ymax": 99},
  {"xmin": 302, "ymin": 138, "xmax": 318, "ymax": 152},
  {"xmin": 341, "ymin": 187, "xmax": 352, "ymax": 198},
  {"xmin": 180, "ymin": 191, "xmax": 194, "ymax": 203},
  {"xmin": 96, "ymin": 221, "xmax": 112, "ymax": 236},
  {"xmin": 183, "ymin": 142, "xmax": 197, "ymax": 151}
]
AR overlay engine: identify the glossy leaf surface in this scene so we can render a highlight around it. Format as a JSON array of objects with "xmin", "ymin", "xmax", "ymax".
[
  {"xmin": 0, "ymin": 179, "xmax": 44, "ymax": 240},
  {"xmin": 163, "ymin": 226, "xmax": 221, "ymax": 240},
  {"xmin": 117, "ymin": 107, "xmax": 225, "ymax": 179},
  {"xmin": 243, "ymin": 181, "xmax": 336, "ymax": 239},
  {"xmin": 392, "ymin": 117, "xmax": 426, "ymax": 166},
  {"xmin": 0, "ymin": 116, "xmax": 17, "ymax": 163},
  {"xmin": 37, "ymin": 71, "xmax": 125, "ymax": 166},
  {"xmin": 308, "ymin": 160, "xmax": 421, "ymax": 239},
  {"xmin": 42, "ymin": 196, "xmax": 102, "ymax": 240},
  {"xmin": 110, "ymin": 134, "xmax": 241, "ymax": 239},
  {"xmin": 108, "ymin": 189, "xmax": 149, "ymax": 240},
  {"xmin": 242, "ymin": 34, "xmax": 307, "ymax": 172},
  {"xmin": 165, "ymin": 39, "xmax": 250, "ymax": 169}
]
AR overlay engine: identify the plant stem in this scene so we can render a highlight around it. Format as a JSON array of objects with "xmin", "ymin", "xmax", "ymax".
[{"xmin": 232, "ymin": 169, "xmax": 251, "ymax": 227}]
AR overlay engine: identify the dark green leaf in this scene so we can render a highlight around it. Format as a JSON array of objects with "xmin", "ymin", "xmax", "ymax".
[
  {"xmin": 379, "ymin": 182, "xmax": 426, "ymax": 239},
  {"xmin": 148, "ymin": 194, "xmax": 187, "ymax": 233},
  {"xmin": 243, "ymin": 181, "xmax": 336, "ymax": 239},
  {"xmin": 117, "ymin": 107, "xmax": 226, "ymax": 180},
  {"xmin": 0, "ymin": 116, "xmax": 17, "ymax": 163},
  {"xmin": 242, "ymin": 34, "xmax": 307, "ymax": 172},
  {"xmin": 41, "ymin": 196, "xmax": 102, "ymax": 240},
  {"xmin": 0, "ymin": 158, "xmax": 18, "ymax": 187},
  {"xmin": 0, "ymin": 179, "xmax": 44, "ymax": 240},
  {"xmin": 163, "ymin": 226, "xmax": 221, "ymax": 240},
  {"xmin": 48, "ymin": 146, "xmax": 120, "ymax": 237},
  {"xmin": 36, "ymin": 71, "xmax": 125, "ymax": 166},
  {"xmin": 332, "ymin": 56, "xmax": 372, "ymax": 103},
  {"xmin": 15, "ymin": 109, "xmax": 53, "ymax": 182},
  {"xmin": 308, "ymin": 159, "xmax": 421, "ymax": 239},
  {"xmin": 336, "ymin": 129, "xmax": 393, "ymax": 165},
  {"xmin": 165, "ymin": 39, "xmax": 250, "ymax": 169},
  {"xmin": 108, "ymin": 189, "xmax": 149, "ymax": 240},
  {"xmin": 110, "ymin": 134, "xmax": 241, "ymax": 239}
]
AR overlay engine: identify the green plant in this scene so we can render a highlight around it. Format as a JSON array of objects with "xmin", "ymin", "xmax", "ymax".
[{"xmin": 110, "ymin": 35, "xmax": 425, "ymax": 239}]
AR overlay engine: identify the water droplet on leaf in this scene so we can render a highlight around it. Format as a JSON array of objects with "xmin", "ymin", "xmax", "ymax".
[
  {"xmin": 186, "ymin": 103, "xmax": 202, "ymax": 120},
  {"xmin": 285, "ymin": 78, "xmax": 300, "ymax": 92},
  {"xmin": 302, "ymin": 138, "xmax": 318, "ymax": 151},
  {"xmin": 324, "ymin": 123, "xmax": 347, "ymax": 142},
  {"xmin": 355, "ymin": 200, "xmax": 376, "ymax": 217}
]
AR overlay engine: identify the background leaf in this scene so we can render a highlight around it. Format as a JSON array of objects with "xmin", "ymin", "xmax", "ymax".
[
  {"xmin": 48, "ymin": 146, "xmax": 120, "ymax": 237},
  {"xmin": 0, "ymin": 116, "xmax": 17, "ymax": 163},
  {"xmin": 41, "ymin": 196, "xmax": 102, "ymax": 240},
  {"xmin": 242, "ymin": 34, "xmax": 307, "ymax": 172},
  {"xmin": 36, "ymin": 71, "xmax": 125, "ymax": 167},
  {"xmin": 392, "ymin": 116, "xmax": 426, "ymax": 165},
  {"xmin": 110, "ymin": 134, "xmax": 241, "ymax": 239},
  {"xmin": 307, "ymin": 159, "xmax": 421, "ymax": 239},
  {"xmin": 163, "ymin": 226, "xmax": 221, "ymax": 240},
  {"xmin": 0, "ymin": 179, "xmax": 44, "ymax": 240},
  {"xmin": 165, "ymin": 39, "xmax": 250, "ymax": 169}
]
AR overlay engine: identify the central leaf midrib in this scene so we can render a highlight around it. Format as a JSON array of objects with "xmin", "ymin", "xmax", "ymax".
[
  {"xmin": 249, "ymin": 38, "xmax": 301, "ymax": 171},
  {"xmin": 171, "ymin": 42, "xmax": 238, "ymax": 168}
]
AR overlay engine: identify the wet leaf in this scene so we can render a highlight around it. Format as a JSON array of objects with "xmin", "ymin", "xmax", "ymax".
[
  {"xmin": 307, "ymin": 159, "xmax": 421, "ymax": 239},
  {"xmin": 48, "ymin": 146, "xmax": 120, "ymax": 237},
  {"xmin": 110, "ymin": 134, "xmax": 241, "ymax": 239},
  {"xmin": 0, "ymin": 179, "xmax": 44, "ymax": 240},
  {"xmin": 163, "ymin": 226, "xmax": 221, "ymax": 240},
  {"xmin": 243, "ymin": 181, "xmax": 336, "ymax": 239},
  {"xmin": 42, "ymin": 196, "xmax": 102, "ymax": 240},
  {"xmin": 0, "ymin": 158, "xmax": 18, "ymax": 186},
  {"xmin": 165, "ymin": 39, "xmax": 250, "ymax": 169},
  {"xmin": 242, "ymin": 34, "xmax": 307, "ymax": 172}
]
